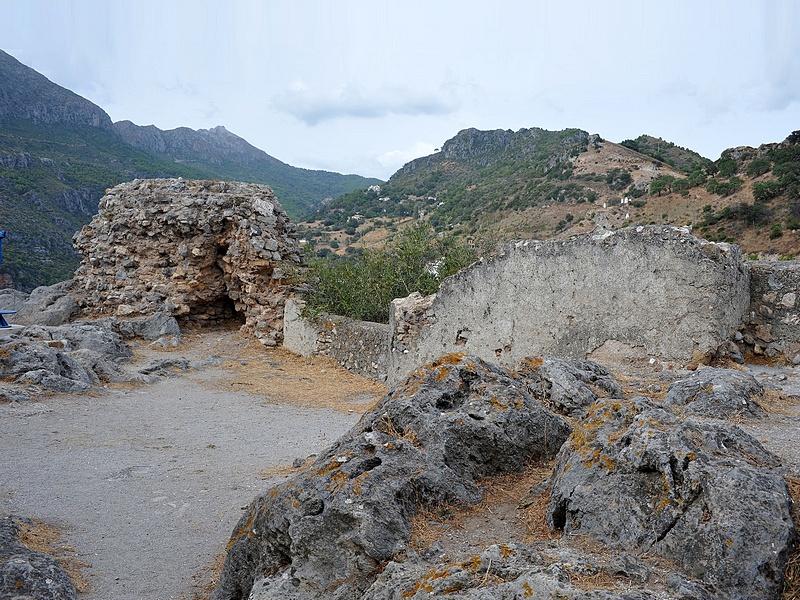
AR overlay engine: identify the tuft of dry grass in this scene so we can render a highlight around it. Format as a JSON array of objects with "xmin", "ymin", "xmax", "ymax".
[
  {"xmin": 259, "ymin": 456, "xmax": 316, "ymax": 480},
  {"xmin": 16, "ymin": 518, "xmax": 92, "ymax": 593},
  {"xmin": 407, "ymin": 461, "xmax": 559, "ymax": 557},
  {"xmin": 177, "ymin": 551, "xmax": 227, "ymax": 600},
  {"xmin": 760, "ymin": 388, "xmax": 800, "ymax": 415},
  {"xmin": 784, "ymin": 477, "xmax": 800, "ymax": 600}
]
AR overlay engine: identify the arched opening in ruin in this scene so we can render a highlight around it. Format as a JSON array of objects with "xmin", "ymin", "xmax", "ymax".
[{"xmin": 177, "ymin": 239, "xmax": 247, "ymax": 329}]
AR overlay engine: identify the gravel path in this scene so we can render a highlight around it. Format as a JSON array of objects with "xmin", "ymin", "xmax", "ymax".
[{"xmin": 0, "ymin": 330, "xmax": 381, "ymax": 599}]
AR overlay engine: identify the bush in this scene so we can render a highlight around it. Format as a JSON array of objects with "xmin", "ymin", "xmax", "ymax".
[
  {"xmin": 745, "ymin": 157, "xmax": 771, "ymax": 178},
  {"xmin": 300, "ymin": 222, "xmax": 477, "ymax": 323},
  {"xmin": 752, "ymin": 180, "xmax": 784, "ymax": 202},
  {"xmin": 717, "ymin": 157, "xmax": 738, "ymax": 177}
]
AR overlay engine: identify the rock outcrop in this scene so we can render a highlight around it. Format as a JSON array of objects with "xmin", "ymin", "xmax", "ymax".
[
  {"xmin": 547, "ymin": 395, "xmax": 795, "ymax": 600},
  {"xmin": 213, "ymin": 358, "xmax": 796, "ymax": 600},
  {"xmin": 72, "ymin": 179, "xmax": 304, "ymax": 346},
  {"xmin": 0, "ymin": 516, "xmax": 77, "ymax": 600},
  {"xmin": 212, "ymin": 354, "xmax": 572, "ymax": 600},
  {"xmin": 0, "ymin": 312, "xmax": 185, "ymax": 394},
  {"xmin": 9, "ymin": 280, "xmax": 80, "ymax": 326}
]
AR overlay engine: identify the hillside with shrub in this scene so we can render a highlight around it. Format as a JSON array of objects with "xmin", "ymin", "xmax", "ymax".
[{"xmin": 298, "ymin": 129, "xmax": 800, "ymax": 266}]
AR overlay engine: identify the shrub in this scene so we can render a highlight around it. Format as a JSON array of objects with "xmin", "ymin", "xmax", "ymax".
[
  {"xmin": 752, "ymin": 180, "xmax": 784, "ymax": 202},
  {"xmin": 745, "ymin": 157, "xmax": 771, "ymax": 178},
  {"xmin": 301, "ymin": 222, "xmax": 477, "ymax": 323}
]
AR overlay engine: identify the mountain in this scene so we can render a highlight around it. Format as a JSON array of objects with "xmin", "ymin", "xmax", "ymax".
[
  {"xmin": 300, "ymin": 127, "xmax": 800, "ymax": 261},
  {"xmin": 113, "ymin": 121, "xmax": 379, "ymax": 216},
  {"xmin": 0, "ymin": 49, "xmax": 113, "ymax": 130},
  {"xmin": 0, "ymin": 49, "xmax": 379, "ymax": 291}
]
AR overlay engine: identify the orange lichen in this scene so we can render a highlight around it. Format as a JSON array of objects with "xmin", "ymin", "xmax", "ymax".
[
  {"xmin": 522, "ymin": 580, "xmax": 534, "ymax": 596},
  {"xmin": 400, "ymin": 556, "xmax": 483, "ymax": 598},
  {"xmin": 328, "ymin": 470, "xmax": 350, "ymax": 493},
  {"xmin": 227, "ymin": 512, "xmax": 256, "ymax": 549}
]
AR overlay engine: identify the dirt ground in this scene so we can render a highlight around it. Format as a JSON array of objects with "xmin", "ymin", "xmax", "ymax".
[
  {"xmin": 1, "ymin": 327, "xmax": 799, "ymax": 599},
  {"xmin": 0, "ymin": 327, "xmax": 385, "ymax": 600}
]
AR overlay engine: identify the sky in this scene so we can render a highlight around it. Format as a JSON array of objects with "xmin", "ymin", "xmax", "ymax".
[{"xmin": 1, "ymin": 0, "xmax": 798, "ymax": 180}]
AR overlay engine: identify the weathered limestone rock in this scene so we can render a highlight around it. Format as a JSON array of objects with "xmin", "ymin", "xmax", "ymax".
[
  {"xmin": 517, "ymin": 356, "xmax": 623, "ymax": 418},
  {"xmin": 212, "ymin": 354, "xmax": 572, "ymax": 600},
  {"xmin": 388, "ymin": 226, "xmax": 750, "ymax": 386},
  {"xmin": 214, "ymin": 355, "xmax": 797, "ymax": 600},
  {"xmin": 0, "ymin": 516, "xmax": 77, "ymax": 600},
  {"xmin": 72, "ymin": 178, "xmax": 304, "ymax": 346},
  {"xmin": 664, "ymin": 367, "xmax": 767, "ymax": 419},
  {"xmin": 362, "ymin": 542, "xmax": 706, "ymax": 599},
  {"xmin": 0, "ymin": 320, "xmax": 179, "ymax": 393},
  {"xmin": 9, "ymin": 280, "xmax": 79, "ymax": 326},
  {"xmin": 547, "ymin": 396, "xmax": 795, "ymax": 600}
]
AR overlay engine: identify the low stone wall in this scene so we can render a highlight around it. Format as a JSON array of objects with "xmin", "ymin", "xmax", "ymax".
[
  {"xmin": 742, "ymin": 261, "xmax": 800, "ymax": 362},
  {"xmin": 281, "ymin": 229, "xmax": 800, "ymax": 386},
  {"xmin": 283, "ymin": 298, "xmax": 389, "ymax": 381},
  {"xmin": 388, "ymin": 226, "xmax": 750, "ymax": 386}
]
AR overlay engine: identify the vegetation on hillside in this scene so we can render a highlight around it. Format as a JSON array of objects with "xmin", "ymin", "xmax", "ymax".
[
  {"xmin": 620, "ymin": 135, "xmax": 712, "ymax": 174},
  {"xmin": 300, "ymin": 128, "xmax": 594, "ymax": 253},
  {"xmin": 0, "ymin": 120, "xmax": 211, "ymax": 287},
  {"xmin": 298, "ymin": 223, "xmax": 477, "ymax": 323},
  {"xmin": 298, "ymin": 129, "xmax": 800, "ymax": 265}
]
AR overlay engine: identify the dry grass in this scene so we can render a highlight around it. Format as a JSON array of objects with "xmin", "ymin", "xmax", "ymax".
[
  {"xmin": 212, "ymin": 341, "xmax": 385, "ymax": 413},
  {"xmin": 259, "ymin": 456, "xmax": 316, "ymax": 480},
  {"xmin": 178, "ymin": 551, "xmax": 227, "ymax": 600},
  {"xmin": 784, "ymin": 477, "xmax": 800, "ymax": 600},
  {"xmin": 407, "ymin": 461, "xmax": 558, "ymax": 556},
  {"xmin": 125, "ymin": 327, "xmax": 386, "ymax": 413},
  {"xmin": 760, "ymin": 388, "xmax": 800, "ymax": 415},
  {"xmin": 15, "ymin": 518, "xmax": 92, "ymax": 593}
]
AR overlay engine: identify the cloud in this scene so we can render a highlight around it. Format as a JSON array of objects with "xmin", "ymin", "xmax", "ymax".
[
  {"xmin": 377, "ymin": 141, "xmax": 439, "ymax": 172},
  {"xmin": 271, "ymin": 81, "xmax": 458, "ymax": 125}
]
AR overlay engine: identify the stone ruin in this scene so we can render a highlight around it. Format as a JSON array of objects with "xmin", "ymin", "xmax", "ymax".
[
  {"xmin": 388, "ymin": 226, "xmax": 751, "ymax": 385},
  {"xmin": 72, "ymin": 178, "xmax": 303, "ymax": 346}
]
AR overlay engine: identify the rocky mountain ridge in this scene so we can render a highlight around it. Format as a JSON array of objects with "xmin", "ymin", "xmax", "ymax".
[
  {"xmin": 301, "ymin": 128, "xmax": 800, "ymax": 262},
  {"xmin": 0, "ymin": 49, "xmax": 378, "ymax": 290},
  {"xmin": 0, "ymin": 50, "xmax": 113, "ymax": 130}
]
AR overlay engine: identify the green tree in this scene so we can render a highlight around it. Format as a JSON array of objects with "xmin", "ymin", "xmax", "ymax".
[
  {"xmin": 301, "ymin": 223, "xmax": 477, "ymax": 323},
  {"xmin": 745, "ymin": 157, "xmax": 771, "ymax": 178},
  {"xmin": 717, "ymin": 157, "xmax": 738, "ymax": 177}
]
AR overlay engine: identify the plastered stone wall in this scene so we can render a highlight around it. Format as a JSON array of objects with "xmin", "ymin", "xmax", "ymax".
[
  {"xmin": 283, "ymin": 298, "xmax": 389, "ymax": 380},
  {"xmin": 72, "ymin": 179, "xmax": 303, "ymax": 346},
  {"xmin": 388, "ymin": 226, "xmax": 750, "ymax": 385},
  {"xmin": 742, "ymin": 261, "xmax": 800, "ymax": 362}
]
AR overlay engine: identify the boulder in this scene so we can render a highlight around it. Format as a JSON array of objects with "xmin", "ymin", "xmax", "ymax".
[
  {"xmin": 98, "ymin": 311, "xmax": 181, "ymax": 345},
  {"xmin": 517, "ymin": 356, "xmax": 623, "ymax": 418},
  {"xmin": 547, "ymin": 396, "xmax": 795, "ymax": 600},
  {"xmin": 663, "ymin": 367, "xmax": 767, "ymax": 419},
  {"xmin": 361, "ymin": 543, "xmax": 702, "ymax": 599},
  {"xmin": 19, "ymin": 323, "xmax": 131, "ymax": 361},
  {"xmin": 10, "ymin": 280, "xmax": 79, "ymax": 326},
  {"xmin": 0, "ymin": 516, "xmax": 77, "ymax": 600},
  {"xmin": 0, "ymin": 339, "xmax": 94, "ymax": 391},
  {"xmin": 212, "ymin": 354, "xmax": 572, "ymax": 600}
]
